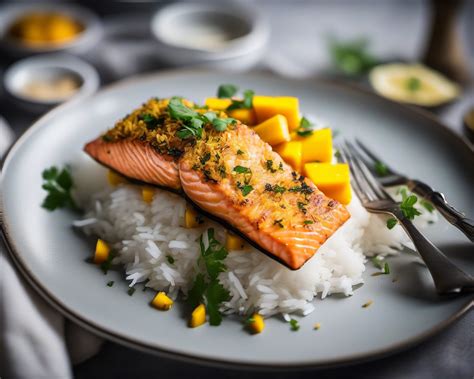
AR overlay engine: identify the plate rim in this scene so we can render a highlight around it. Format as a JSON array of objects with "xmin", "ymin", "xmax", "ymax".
[{"xmin": 1, "ymin": 68, "xmax": 473, "ymax": 370}]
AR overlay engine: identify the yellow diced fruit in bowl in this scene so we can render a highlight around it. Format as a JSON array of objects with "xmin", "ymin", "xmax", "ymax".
[
  {"xmin": 225, "ymin": 232, "xmax": 245, "ymax": 251},
  {"xmin": 94, "ymin": 239, "xmax": 110, "ymax": 264},
  {"xmin": 190, "ymin": 304, "xmax": 206, "ymax": 328},
  {"xmin": 229, "ymin": 108, "xmax": 257, "ymax": 126},
  {"xmin": 107, "ymin": 170, "xmax": 127, "ymax": 187},
  {"xmin": 185, "ymin": 206, "xmax": 200, "ymax": 228},
  {"xmin": 204, "ymin": 98, "xmax": 231, "ymax": 110},
  {"xmin": 253, "ymin": 115, "xmax": 290, "ymax": 146},
  {"xmin": 142, "ymin": 187, "xmax": 155, "ymax": 204},
  {"xmin": 274, "ymin": 141, "xmax": 302, "ymax": 172},
  {"xmin": 292, "ymin": 128, "xmax": 333, "ymax": 164},
  {"xmin": 304, "ymin": 163, "xmax": 352, "ymax": 205},
  {"xmin": 151, "ymin": 292, "xmax": 173, "ymax": 311},
  {"xmin": 253, "ymin": 96, "xmax": 300, "ymax": 131},
  {"xmin": 247, "ymin": 314, "xmax": 265, "ymax": 334}
]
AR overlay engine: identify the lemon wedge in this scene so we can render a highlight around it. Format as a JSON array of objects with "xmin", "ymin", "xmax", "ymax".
[{"xmin": 369, "ymin": 63, "xmax": 461, "ymax": 107}]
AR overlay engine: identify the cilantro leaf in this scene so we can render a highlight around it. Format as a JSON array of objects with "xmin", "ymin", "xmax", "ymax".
[
  {"xmin": 205, "ymin": 280, "xmax": 230, "ymax": 326},
  {"xmin": 212, "ymin": 117, "xmax": 236, "ymax": 132},
  {"xmin": 374, "ymin": 161, "xmax": 389, "ymax": 177},
  {"xmin": 421, "ymin": 200, "xmax": 435, "ymax": 213},
  {"xmin": 400, "ymin": 194, "xmax": 421, "ymax": 220},
  {"xmin": 187, "ymin": 273, "xmax": 207, "ymax": 309},
  {"xmin": 41, "ymin": 166, "xmax": 78, "ymax": 211},
  {"xmin": 168, "ymin": 97, "xmax": 198, "ymax": 121},
  {"xmin": 227, "ymin": 90, "xmax": 254, "ymax": 111},
  {"xmin": 233, "ymin": 165, "xmax": 251, "ymax": 174},
  {"xmin": 237, "ymin": 183, "xmax": 253, "ymax": 196},
  {"xmin": 329, "ymin": 37, "xmax": 378, "ymax": 76},
  {"xmin": 289, "ymin": 319, "xmax": 300, "ymax": 331},
  {"xmin": 386, "ymin": 218, "xmax": 398, "ymax": 229},
  {"xmin": 217, "ymin": 84, "xmax": 238, "ymax": 98}
]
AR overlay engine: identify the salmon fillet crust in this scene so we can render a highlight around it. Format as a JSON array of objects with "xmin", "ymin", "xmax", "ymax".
[{"xmin": 84, "ymin": 97, "xmax": 350, "ymax": 269}]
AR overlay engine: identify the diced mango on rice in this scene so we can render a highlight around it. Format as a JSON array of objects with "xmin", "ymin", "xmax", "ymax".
[
  {"xmin": 151, "ymin": 292, "xmax": 174, "ymax": 311},
  {"xmin": 274, "ymin": 140, "xmax": 303, "ymax": 172},
  {"xmin": 190, "ymin": 304, "xmax": 206, "ymax": 328},
  {"xmin": 142, "ymin": 187, "xmax": 155, "ymax": 204},
  {"xmin": 253, "ymin": 96, "xmax": 300, "ymax": 130},
  {"xmin": 107, "ymin": 170, "xmax": 127, "ymax": 187},
  {"xmin": 225, "ymin": 232, "xmax": 246, "ymax": 251},
  {"xmin": 253, "ymin": 115, "xmax": 290, "ymax": 146},
  {"xmin": 204, "ymin": 98, "xmax": 232, "ymax": 110},
  {"xmin": 94, "ymin": 239, "xmax": 110, "ymax": 264},
  {"xmin": 304, "ymin": 163, "xmax": 352, "ymax": 204},
  {"xmin": 184, "ymin": 206, "xmax": 200, "ymax": 228},
  {"xmin": 247, "ymin": 314, "xmax": 265, "ymax": 334}
]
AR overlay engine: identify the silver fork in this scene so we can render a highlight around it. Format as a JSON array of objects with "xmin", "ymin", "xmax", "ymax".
[
  {"xmin": 354, "ymin": 138, "xmax": 474, "ymax": 242},
  {"xmin": 339, "ymin": 142, "xmax": 474, "ymax": 295}
]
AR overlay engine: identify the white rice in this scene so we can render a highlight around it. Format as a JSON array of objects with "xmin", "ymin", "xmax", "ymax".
[{"xmin": 73, "ymin": 158, "xmax": 436, "ymax": 318}]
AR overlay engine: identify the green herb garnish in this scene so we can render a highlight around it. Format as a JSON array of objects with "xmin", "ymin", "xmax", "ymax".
[
  {"xmin": 264, "ymin": 183, "xmax": 286, "ymax": 194},
  {"xmin": 265, "ymin": 160, "xmax": 277, "ymax": 173},
  {"xmin": 374, "ymin": 161, "xmax": 389, "ymax": 176},
  {"xmin": 237, "ymin": 183, "xmax": 253, "ymax": 196},
  {"xmin": 383, "ymin": 262, "xmax": 390, "ymax": 275},
  {"xmin": 329, "ymin": 37, "xmax": 378, "ymax": 76},
  {"xmin": 406, "ymin": 77, "xmax": 421, "ymax": 92},
  {"xmin": 212, "ymin": 117, "xmax": 236, "ymax": 132},
  {"xmin": 297, "ymin": 201, "xmax": 308, "ymax": 214},
  {"xmin": 303, "ymin": 220, "xmax": 314, "ymax": 225},
  {"xmin": 227, "ymin": 90, "xmax": 254, "ymax": 111},
  {"xmin": 41, "ymin": 166, "xmax": 78, "ymax": 211},
  {"xmin": 187, "ymin": 229, "xmax": 231, "ymax": 326},
  {"xmin": 141, "ymin": 113, "xmax": 163, "ymax": 130},
  {"xmin": 237, "ymin": 149, "xmax": 245, "ymax": 155},
  {"xmin": 371, "ymin": 255, "xmax": 384, "ymax": 270},
  {"xmin": 289, "ymin": 319, "xmax": 300, "ymax": 331},
  {"xmin": 421, "ymin": 200, "xmax": 435, "ymax": 213},
  {"xmin": 399, "ymin": 189, "xmax": 421, "ymax": 220},
  {"xmin": 233, "ymin": 165, "xmax": 251, "ymax": 174},
  {"xmin": 128, "ymin": 287, "xmax": 136, "ymax": 296},
  {"xmin": 386, "ymin": 218, "xmax": 398, "ymax": 230},
  {"xmin": 273, "ymin": 219, "xmax": 284, "ymax": 228},
  {"xmin": 217, "ymin": 84, "xmax": 238, "ymax": 98},
  {"xmin": 166, "ymin": 255, "xmax": 175, "ymax": 264},
  {"xmin": 107, "ymin": 281, "xmax": 114, "ymax": 287},
  {"xmin": 296, "ymin": 117, "xmax": 315, "ymax": 137},
  {"xmin": 200, "ymin": 152, "xmax": 211, "ymax": 165}
]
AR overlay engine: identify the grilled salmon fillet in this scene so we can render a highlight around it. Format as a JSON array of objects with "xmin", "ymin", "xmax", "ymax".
[{"xmin": 84, "ymin": 98, "xmax": 350, "ymax": 269}]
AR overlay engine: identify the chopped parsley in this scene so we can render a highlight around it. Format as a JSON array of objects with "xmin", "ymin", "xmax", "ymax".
[
  {"xmin": 406, "ymin": 77, "xmax": 421, "ymax": 92},
  {"xmin": 141, "ymin": 113, "xmax": 163, "ymax": 130},
  {"xmin": 297, "ymin": 201, "xmax": 308, "ymax": 214},
  {"xmin": 421, "ymin": 200, "xmax": 435, "ymax": 213},
  {"xmin": 303, "ymin": 220, "xmax": 314, "ymax": 225},
  {"xmin": 217, "ymin": 84, "xmax": 238, "ymax": 98},
  {"xmin": 200, "ymin": 152, "xmax": 211, "ymax": 165},
  {"xmin": 289, "ymin": 319, "xmax": 300, "ymax": 331},
  {"xmin": 227, "ymin": 90, "xmax": 254, "ymax": 111},
  {"xmin": 237, "ymin": 182, "xmax": 253, "ymax": 196},
  {"xmin": 399, "ymin": 189, "xmax": 421, "ymax": 220},
  {"xmin": 166, "ymin": 255, "xmax": 175, "ymax": 264},
  {"xmin": 237, "ymin": 149, "xmax": 245, "ymax": 155},
  {"xmin": 127, "ymin": 287, "xmax": 136, "ymax": 296},
  {"xmin": 374, "ymin": 161, "xmax": 389, "ymax": 176},
  {"xmin": 41, "ymin": 166, "xmax": 78, "ymax": 211},
  {"xmin": 233, "ymin": 165, "xmax": 251, "ymax": 174},
  {"xmin": 296, "ymin": 116, "xmax": 315, "ymax": 137},
  {"xmin": 187, "ymin": 229, "xmax": 231, "ymax": 326},
  {"xmin": 288, "ymin": 182, "xmax": 314, "ymax": 195},
  {"xmin": 212, "ymin": 117, "xmax": 237, "ymax": 132},
  {"xmin": 265, "ymin": 183, "xmax": 286, "ymax": 194},
  {"xmin": 371, "ymin": 255, "xmax": 384, "ymax": 270},
  {"xmin": 386, "ymin": 218, "xmax": 398, "ymax": 229},
  {"xmin": 273, "ymin": 219, "xmax": 284, "ymax": 228},
  {"xmin": 106, "ymin": 281, "xmax": 114, "ymax": 287},
  {"xmin": 265, "ymin": 160, "xmax": 277, "ymax": 173},
  {"xmin": 383, "ymin": 262, "xmax": 390, "ymax": 274}
]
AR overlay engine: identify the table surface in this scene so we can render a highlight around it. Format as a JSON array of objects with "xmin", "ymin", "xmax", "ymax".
[{"xmin": 1, "ymin": 1, "xmax": 473, "ymax": 378}]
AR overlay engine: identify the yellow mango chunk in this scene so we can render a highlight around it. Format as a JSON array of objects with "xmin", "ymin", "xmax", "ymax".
[
  {"xmin": 151, "ymin": 292, "xmax": 174, "ymax": 311},
  {"xmin": 142, "ymin": 187, "xmax": 155, "ymax": 204},
  {"xmin": 274, "ymin": 141, "xmax": 303, "ymax": 172},
  {"xmin": 204, "ymin": 98, "xmax": 231, "ymax": 110},
  {"xmin": 304, "ymin": 163, "xmax": 352, "ymax": 204},
  {"xmin": 229, "ymin": 108, "xmax": 257, "ymax": 126},
  {"xmin": 225, "ymin": 232, "xmax": 246, "ymax": 251},
  {"xmin": 184, "ymin": 206, "xmax": 201, "ymax": 228},
  {"xmin": 190, "ymin": 304, "xmax": 206, "ymax": 328},
  {"xmin": 253, "ymin": 96, "xmax": 300, "ymax": 130},
  {"xmin": 253, "ymin": 115, "xmax": 290, "ymax": 146},
  {"xmin": 107, "ymin": 170, "xmax": 127, "ymax": 186},
  {"xmin": 247, "ymin": 314, "xmax": 265, "ymax": 334},
  {"xmin": 94, "ymin": 239, "xmax": 110, "ymax": 264},
  {"xmin": 292, "ymin": 128, "xmax": 333, "ymax": 163}
]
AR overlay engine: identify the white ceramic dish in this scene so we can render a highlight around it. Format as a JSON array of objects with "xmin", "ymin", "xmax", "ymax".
[
  {"xmin": 1, "ymin": 70, "xmax": 473, "ymax": 369},
  {"xmin": 0, "ymin": 3, "xmax": 102, "ymax": 58}
]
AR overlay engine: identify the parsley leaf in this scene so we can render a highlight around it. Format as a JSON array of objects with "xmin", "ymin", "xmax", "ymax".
[
  {"xmin": 41, "ymin": 166, "xmax": 78, "ymax": 211},
  {"xmin": 166, "ymin": 255, "xmax": 175, "ymax": 264},
  {"xmin": 421, "ymin": 200, "xmax": 435, "ymax": 213},
  {"xmin": 168, "ymin": 97, "xmax": 198, "ymax": 120},
  {"xmin": 371, "ymin": 255, "xmax": 384, "ymax": 270},
  {"xmin": 374, "ymin": 161, "xmax": 389, "ymax": 176},
  {"xmin": 212, "ymin": 117, "xmax": 236, "ymax": 132},
  {"xmin": 296, "ymin": 117, "xmax": 315, "ymax": 137},
  {"xmin": 386, "ymin": 218, "xmax": 398, "ymax": 229},
  {"xmin": 233, "ymin": 165, "xmax": 251, "ymax": 174},
  {"xmin": 237, "ymin": 183, "xmax": 253, "ymax": 196},
  {"xmin": 406, "ymin": 77, "xmax": 421, "ymax": 92},
  {"xmin": 304, "ymin": 220, "xmax": 314, "ymax": 225},
  {"xmin": 217, "ymin": 84, "xmax": 238, "ymax": 98},
  {"xmin": 237, "ymin": 149, "xmax": 245, "ymax": 155},
  {"xmin": 400, "ymin": 194, "xmax": 421, "ymax": 220},
  {"xmin": 227, "ymin": 90, "xmax": 254, "ymax": 111},
  {"xmin": 206, "ymin": 280, "xmax": 230, "ymax": 325},
  {"xmin": 289, "ymin": 319, "xmax": 300, "ymax": 331},
  {"xmin": 383, "ymin": 262, "xmax": 390, "ymax": 275}
]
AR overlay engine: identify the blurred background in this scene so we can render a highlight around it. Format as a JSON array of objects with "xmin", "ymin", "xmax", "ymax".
[{"xmin": 0, "ymin": 0, "xmax": 473, "ymax": 377}]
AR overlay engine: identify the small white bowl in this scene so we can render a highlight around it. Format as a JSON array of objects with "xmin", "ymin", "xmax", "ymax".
[
  {"xmin": 3, "ymin": 54, "xmax": 100, "ymax": 113},
  {"xmin": 150, "ymin": 3, "xmax": 269, "ymax": 70},
  {"xmin": 0, "ymin": 3, "xmax": 102, "ymax": 58}
]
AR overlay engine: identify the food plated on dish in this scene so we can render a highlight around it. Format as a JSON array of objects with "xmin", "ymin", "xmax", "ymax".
[{"xmin": 41, "ymin": 84, "xmax": 439, "ymax": 332}]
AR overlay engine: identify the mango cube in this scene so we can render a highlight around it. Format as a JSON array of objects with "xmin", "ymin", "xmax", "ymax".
[
  {"xmin": 229, "ymin": 108, "xmax": 257, "ymax": 126},
  {"xmin": 253, "ymin": 96, "xmax": 300, "ymax": 130},
  {"xmin": 292, "ymin": 128, "xmax": 333, "ymax": 164},
  {"xmin": 274, "ymin": 141, "xmax": 303, "ymax": 172},
  {"xmin": 94, "ymin": 239, "xmax": 110, "ymax": 264},
  {"xmin": 247, "ymin": 314, "xmax": 265, "ymax": 334},
  {"xmin": 204, "ymin": 98, "xmax": 231, "ymax": 110},
  {"xmin": 225, "ymin": 232, "xmax": 246, "ymax": 251},
  {"xmin": 142, "ymin": 187, "xmax": 155, "ymax": 204},
  {"xmin": 190, "ymin": 304, "xmax": 206, "ymax": 328},
  {"xmin": 253, "ymin": 115, "xmax": 290, "ymax": 146},
  {"xmin": 304, "ymin": 163, "xmax": 352, "ymax": 204},
  {"xmin": 185, "ymin": 206, "xmax": 200, "ymax": 228},
  {"xmin": 107, "ymin": 170, "xmax": 127, "ymax": 187},
  {"xmin": 151, "ymin": 292, "xmax": 174, "ymax": 311}
]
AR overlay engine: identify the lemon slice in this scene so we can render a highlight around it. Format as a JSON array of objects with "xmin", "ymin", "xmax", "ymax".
[{"xmin": 369, "ymin": 63, "xmax": 461, "ymax": 107}]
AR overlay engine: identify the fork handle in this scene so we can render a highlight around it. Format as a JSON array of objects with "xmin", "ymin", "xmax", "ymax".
[
  {"xmin": 409, "ymin": 179, "xmax": 474, "ymax": 242},
  {"xmin": 395, "ymin": 211, "xmax": 474, "ymax": 294}
]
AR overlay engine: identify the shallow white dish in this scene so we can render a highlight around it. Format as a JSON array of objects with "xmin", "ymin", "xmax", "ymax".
[{"xmin": 1, "ymin": 70, "xmax": 473, "ymax": 369}]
